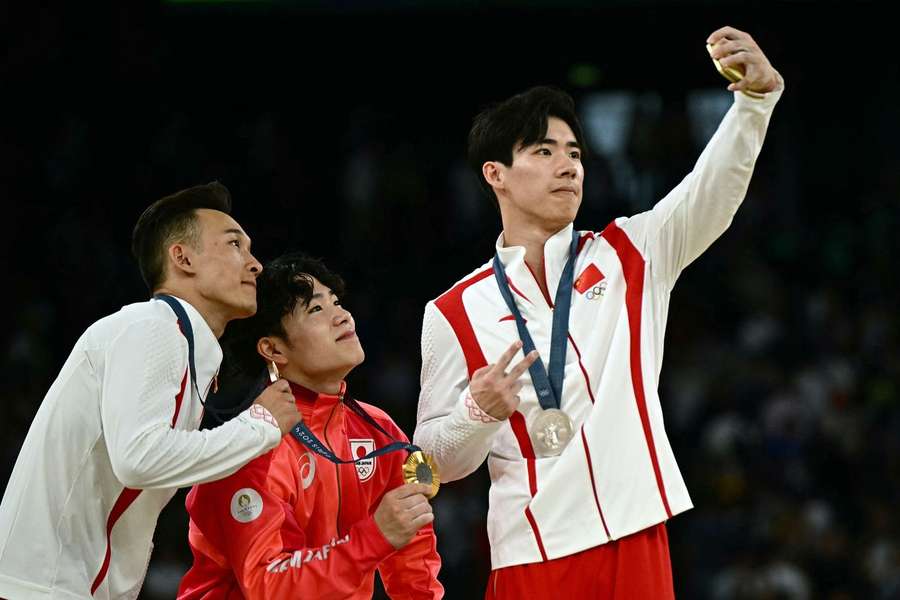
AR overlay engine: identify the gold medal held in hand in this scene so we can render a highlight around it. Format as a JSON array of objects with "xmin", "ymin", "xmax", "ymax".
[
  {"xmin": 706, "ymin": 43, "xmax": 764, "ymax": 99},
  {"xmin": 403, "ymin": 451, "xmax": 440, "ymax": 498}
]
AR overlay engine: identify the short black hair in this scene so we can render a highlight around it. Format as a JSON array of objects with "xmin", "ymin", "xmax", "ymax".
[
  {"xmin": 131, "ymin": 181, "xmax": 232, "ymax": 292},
  {"xmin": 225, "ymin": 252, "xmax": 346, "ymax": 379},
  {"xmin": 467, "ymin": 86, "xmax": 587, "ymax": 209}
]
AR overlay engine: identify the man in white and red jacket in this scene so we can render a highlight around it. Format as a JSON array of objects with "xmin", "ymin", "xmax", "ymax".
[
  {"xmin": 0, "ymin": 182, "xmax": 300, "ymax": 599},
  {"xmin": 178, "ymin": 252, "xmax": 443, "ymax": 599},
  {"xmin": 414, "ymin": 27, "xmax": 783, "ymax": 598}
]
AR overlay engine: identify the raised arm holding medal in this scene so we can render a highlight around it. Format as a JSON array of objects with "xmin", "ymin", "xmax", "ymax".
[{"xmin": 414, "ymin": 26, "xmax": 783, "ymax": 599}]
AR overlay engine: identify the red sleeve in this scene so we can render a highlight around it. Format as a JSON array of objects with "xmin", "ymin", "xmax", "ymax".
[
  {"xmin": 370, "ymin": 411, "xmax": 444, "ymax": 599},
  {"xmin": 378, "ymin": 524, "xmax": 444, "ymax": 599},
  {"xmin": 186, "ymin": 444, "xmax": 397, "ymax": 600}
]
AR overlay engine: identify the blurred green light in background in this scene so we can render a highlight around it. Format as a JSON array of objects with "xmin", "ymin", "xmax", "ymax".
[{"xmin": 568, "ymin": 63, "xmax": 603, "ymax": 88}]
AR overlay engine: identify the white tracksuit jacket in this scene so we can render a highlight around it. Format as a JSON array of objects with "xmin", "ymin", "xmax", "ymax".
[
  {"xmin": 414, "ymin": 83, "xmax": 783, "ymax": 570},
  {"xmin": 0, "ymin": 297, "xmax": 281, "ymax": 599}
]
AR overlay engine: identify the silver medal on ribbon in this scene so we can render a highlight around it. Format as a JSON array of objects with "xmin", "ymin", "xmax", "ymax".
[{"xmin": 531, "ymin": 408, "xmax": 574, "ymax": 457}]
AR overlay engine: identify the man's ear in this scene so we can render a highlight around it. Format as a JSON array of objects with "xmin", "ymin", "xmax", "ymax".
[
  {"xmin": 258, "ymin": 336, "xmax": 289, "ymax": 367},
  {"xmin": 483, "ymin": 161, "xmax": 505, "ymax": 192},
  {"xmin": 167, "ymin": 243, "xmax": 197, "ymax": 276}
]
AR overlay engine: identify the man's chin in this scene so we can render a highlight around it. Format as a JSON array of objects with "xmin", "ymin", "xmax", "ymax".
[
  {"xmin": 345, "ymin": 347, "xmax": 365, "ymax": 371},
  {"xmin": 534, "ymin": 203, "xmax": 580, "ymax": 231},
  {"xmin": 331, "ymin": 352, "xmax": 365, "ymax": 382},
  {"xmin": 562, "ymin": 200, "xmax": 581, "ymax": 221},
  {"xmin": 232, "ymin": 301, "xmax": 258, "ymax": 319},
  {"xmin": 543, "ymin": 213, "xmax": 578, "ymax": 233}
]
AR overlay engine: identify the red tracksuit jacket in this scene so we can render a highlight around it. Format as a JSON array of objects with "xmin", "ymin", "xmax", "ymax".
[{"xmin": 177, "ymin": 381, "xmax": 444, "ymax": 599}]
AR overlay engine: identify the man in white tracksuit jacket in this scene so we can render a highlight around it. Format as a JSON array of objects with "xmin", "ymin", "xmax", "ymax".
[
  {"xmin": 414, "ymin": 27, "xmax": 783, "ymax": 598},
  {"xmin": 0, "ymin": 182, "xmax": 300, "ymax": 599}
]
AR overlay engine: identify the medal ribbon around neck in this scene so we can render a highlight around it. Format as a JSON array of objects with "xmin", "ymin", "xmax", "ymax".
[
  {"xmin": 268, "ymin": 365, "xmax": 439, "ymax": 496},
  {"xmin": 492, "ymin": 229, "xmax": 579, "ymax": 411},
  {"xmin": 154, "ymin": 294, "xmax": 201, "ymax": 400}
]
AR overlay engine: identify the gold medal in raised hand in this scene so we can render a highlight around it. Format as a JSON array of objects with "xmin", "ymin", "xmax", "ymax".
[
  {"xmin": 706, "ymin": 43, "xmax": 764, "ymax": 99},
  {"xmin": 403, "ymin": 451, "xmax": 440, "ymax": 498},
  {"xmin": 531, "ymin": 408, "xmax": 575, "ymax": 457}
]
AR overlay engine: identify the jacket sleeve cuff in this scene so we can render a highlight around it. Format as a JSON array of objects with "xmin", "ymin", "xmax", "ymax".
[
  {"xmin": 237, "ymin": 404, "xmax": 283, "ymax": 450},
  {"xmin": 735, "ymin": 70, "xmax": 784, "ymax": 109},
  {"xmin": 355, "ymin": 515, "xmax": 398, "ymax": 565},
  {"xmin": 448, "ymin": 388, "xmax": 505, "ymax": 434}
]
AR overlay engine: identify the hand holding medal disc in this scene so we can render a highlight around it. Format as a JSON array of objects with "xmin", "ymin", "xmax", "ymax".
[
  {"xmin": 706, "ymin": 26, "xmax": 780, "ymax": 99},
  {"xmin": 707, "ymin": 42, "xmax": 765, "ymax": 100},
  {"xmin": 403, "ymin": 451, "xmax": 440, "ymax": 498}
]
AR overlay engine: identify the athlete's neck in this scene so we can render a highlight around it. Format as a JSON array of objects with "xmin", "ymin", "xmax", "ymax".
[
  {"xmin": 501, "ymin": 220, "xmax": 567, "ymax": 302},
  {"xmin": 282, "ymin": 367, "xmax": 346, "ymax": 397},
  {"xmin": 153, "ymin": 286, "xmax": 229, "ymax": 338}
]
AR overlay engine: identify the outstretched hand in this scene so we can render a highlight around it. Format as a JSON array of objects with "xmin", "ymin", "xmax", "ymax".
[{"xmin": 707, "ymin": 26, "xmax": 780, "ymax": 95}]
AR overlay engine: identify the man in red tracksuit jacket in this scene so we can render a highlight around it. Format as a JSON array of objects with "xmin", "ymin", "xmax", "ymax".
[{"xmin": 178, "ymin": 252, "xmax": 443, "ymax": 599}]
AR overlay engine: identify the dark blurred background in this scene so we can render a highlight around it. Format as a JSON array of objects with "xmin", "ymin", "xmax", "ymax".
[{"xmin": 2, "ymin": 1, "xmax": 899, "ymax": 598}]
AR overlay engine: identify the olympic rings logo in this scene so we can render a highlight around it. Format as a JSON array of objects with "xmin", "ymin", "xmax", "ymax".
[{"xmin": 584, "ymin": 283, "xmax": 607, "ymax": 300}]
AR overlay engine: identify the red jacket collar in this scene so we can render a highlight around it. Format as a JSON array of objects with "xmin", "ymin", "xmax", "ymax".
[{"xmin": 288, "ymin": 380, "xmax": 347, "ymax": 408}]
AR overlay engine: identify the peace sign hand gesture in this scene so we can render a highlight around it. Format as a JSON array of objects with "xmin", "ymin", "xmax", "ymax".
[{"xmin": 469, "ymin": 341, "xmax": 540, "ymax": 421}]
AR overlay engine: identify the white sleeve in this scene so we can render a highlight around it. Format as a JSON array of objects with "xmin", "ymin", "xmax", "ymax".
[
  {"xmin": 100, "ymin": 318, "xmax": 282, "ymax": 490},
  {"xmin": 413, "ymin": 302, "xmax": 503, "ymax": 483},
  {"xmin": 621, "ymin": 77, "xmax": 784, "ymax": 287}
]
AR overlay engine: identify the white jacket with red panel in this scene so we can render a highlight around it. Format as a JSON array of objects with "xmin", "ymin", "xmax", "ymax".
[
  {"xmin": 0, "ymin": 297, "xmax": 281, "ymax": 599},
  {"xmin": 414, "ymin": 84, "xmax": 784, "ymax": 570}
]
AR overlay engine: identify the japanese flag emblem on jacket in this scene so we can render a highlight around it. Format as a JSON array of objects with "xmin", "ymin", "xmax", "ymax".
[{"xmin": 349, "ymin": 439, "xmax": 376, "ymax": 481}]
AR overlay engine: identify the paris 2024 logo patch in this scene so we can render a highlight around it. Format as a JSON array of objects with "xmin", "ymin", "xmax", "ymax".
[
  {"xmin": 230, "ymin": 488, "xmax": 263, "ymax": 523},
  {"xmin": 349, "ymin": 439, "xmax": 376, "ymax": 481}
]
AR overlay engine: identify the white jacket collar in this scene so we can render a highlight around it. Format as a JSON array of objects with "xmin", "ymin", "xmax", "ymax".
[
  {"xmin": 157, "ymin": 295, "xmax": 223, "ymax": 396},
  {"xmin": 494, "ymin": 223, "xmax": 576, "ymax": 304}
]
